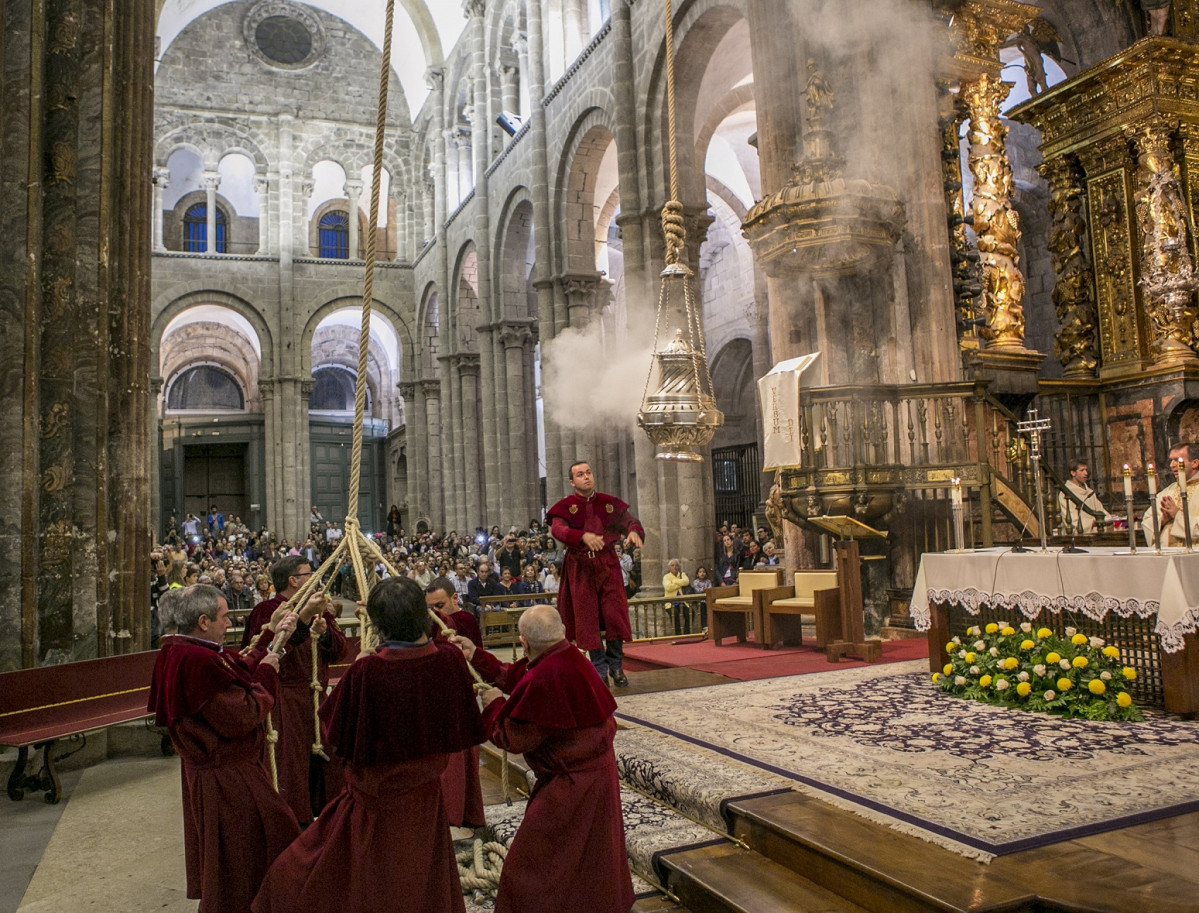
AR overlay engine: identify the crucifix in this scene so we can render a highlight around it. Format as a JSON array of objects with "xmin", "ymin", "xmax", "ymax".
[{"xmin": 1016, "ymin": 410, "xmax": 1052, "ymax": 552}]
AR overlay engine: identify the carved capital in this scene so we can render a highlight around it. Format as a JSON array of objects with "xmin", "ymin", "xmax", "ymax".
[
  {"xmin": 425, "ymin": 67, "xmax": 445, "ymax": 92},
  {"xmin": 254, "ymin": 174, "xmax": 270, "ymax": 195},
  {"xmin": 420, "ymin": 378, "xmax": 442, "ymax": 398},
  {"xmin": 462, "ymin": 0, "xmax": 486, "ymax": 20},
  {"xmin": 343, "ymin": 179, "xmax": 364, "ymax": 201},
  {"xmin": 202, "ymin": 170, "xmax": 222, "ymax": 191},
  {"xmin": 498, "ymin": 322, "xmax": 535, "ymax": 349},
  {"xmin": 510, "ymin": 33, "xmax": 528, "ymax": 57},
  {"xmin": 456, "ymin": 354, "xmax": 481, "ymax": 376},
  {"xmin": 152, "ymin": 166, "xmax": 171, "ymax": 188},
  {"xmin": 300, "ymin": 179, "xmax": 315, "ymax": 198}
]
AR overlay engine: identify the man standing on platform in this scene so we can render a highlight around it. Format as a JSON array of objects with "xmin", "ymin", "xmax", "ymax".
[
  {"xmin": 1143, "ymin": 442, "xmax": 1199, "ymax": 548},
  {"xmin": 149, "ymin": 584, "xmax": 300, "ymax": 913},
  {"xmin": 548, "ymin": 461, "xmax": 644, "ymax": 686},
  {"xmin": 241, "ymin": 555, "xmax": 347, "ymax": 824},
  {"xmin": 455, "ymin": 605, "xmax": 634, "ymax": 913},
  {"xmin": 1057, "ymin": 458, "xmax": 1112, "ymax": 534}
]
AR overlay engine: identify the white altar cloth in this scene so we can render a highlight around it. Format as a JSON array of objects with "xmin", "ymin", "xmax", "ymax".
[{"xmin": 910, "ymin": 547, "xmax": 1199, "ymax": 653}]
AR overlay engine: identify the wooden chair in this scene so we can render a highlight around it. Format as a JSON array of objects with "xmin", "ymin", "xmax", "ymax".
[
  {"xmin": 760, "ymin": 570, "xmax": 842, "ymax": 649},
  {"xmin": 706, "ymin": 569, "xmax": 783, "ymax": 646}
]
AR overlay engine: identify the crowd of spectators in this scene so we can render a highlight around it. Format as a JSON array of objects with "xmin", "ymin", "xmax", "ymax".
[{"xmin": 150, "ymin": 504, "xmax": 637, "ymax": 639}]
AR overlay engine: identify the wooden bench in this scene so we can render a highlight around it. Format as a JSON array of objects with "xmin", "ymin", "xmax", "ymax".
[
  {"xmin": 760, "ymin": 571, "xmax": 842, "ymax": 649},
  {"xmin": 0, "ymin": 651, "xmax": 163, "ymax": 804},
  {"xmin": 706, "ymin": 569, "xmax": 783, "ymax": 646}
]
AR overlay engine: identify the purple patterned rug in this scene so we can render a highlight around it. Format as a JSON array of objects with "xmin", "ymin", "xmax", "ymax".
[{"xmin": 614, "ymin": 660, "xmax": 1199, "ymax": 859}]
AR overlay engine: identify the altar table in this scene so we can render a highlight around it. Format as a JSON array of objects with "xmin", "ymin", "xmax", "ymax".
[{"xmin": 910, "ymin": 547, "xmax": 1199, "ymax": 715}]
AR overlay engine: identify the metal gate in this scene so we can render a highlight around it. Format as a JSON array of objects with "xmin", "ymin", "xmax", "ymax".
[{"xmin": 712, "ymin": 443, "xmax": 761, "ymax": 531}]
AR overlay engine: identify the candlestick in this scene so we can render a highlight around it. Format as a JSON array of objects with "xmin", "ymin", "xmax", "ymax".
[
  {"xmin": 1123, "ymin": 464, "xmax": 1133, "ymax": 501},
  {"xmin": 1123, "ymin": 464, "xmax": 1136, "ymax": 554},
  {"xmin": 950, "ymin": 478, "xmax": 965, "ymax": 551},
  {"xmin": 1180, "ymin": 459, "xmax": 1194, "ymax": 552},
  {"xmin": 1148, "ymin": 463, "xmax": 1157, "ymax": 499}
]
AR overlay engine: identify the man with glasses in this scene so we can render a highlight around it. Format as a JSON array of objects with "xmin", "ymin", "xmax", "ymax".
[
  {"xmin": 1143, "ymin": 442, "xmax": 1199, "ymax": 548},
  {"xmin": 242, "ymin": 555, "xmax": 347, "ymax": 825}
]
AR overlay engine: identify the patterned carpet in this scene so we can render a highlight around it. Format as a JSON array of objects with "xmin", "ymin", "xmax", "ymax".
[
  {"xmin": 614, "ymin": 660, "xmax": 1199, "ymax": 859},
  {"xmin": 460, "ymin": 788, "xmax": 718, "ymax": 911}
]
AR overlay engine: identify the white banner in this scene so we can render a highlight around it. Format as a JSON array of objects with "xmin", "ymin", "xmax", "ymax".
[{"xmin": 757, "ymin": 353, "xmax": 820, "ymax": 471}]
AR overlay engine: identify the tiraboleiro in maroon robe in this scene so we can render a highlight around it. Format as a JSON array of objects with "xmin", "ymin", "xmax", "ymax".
[
  {"xmin": 148, "ymin": 635, "xmax": 300, "ymax": 913},
  {"xmin": 547, "ymin": 491, "xmax": 644, "ymax": 649},
  {"xmin": 243, "ymin": 595, "xmax": 348, "ymax": 823},
  {"xmin": 434, "ymin": 609, "xmax": 486, "ymax": 827},
  {"xmin": 474, "ymin": 640, "xmax": 634, "ymax": 913},
  {"xmin": 252, "ymin": 640, "xmax": 484, "ymax": 913}
]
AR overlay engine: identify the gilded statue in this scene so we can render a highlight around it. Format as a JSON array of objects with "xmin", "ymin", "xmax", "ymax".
[
  {"xmin": 805, "ymin": 59, "xmax": 835, "ymax": 118},
  {"xmin": 1040, "ymin": 156, "xmax": 1098, "ymax": 375}
]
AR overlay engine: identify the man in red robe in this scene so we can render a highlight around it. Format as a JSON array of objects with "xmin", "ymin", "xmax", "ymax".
[
  {"xmin": 242, "ymin": 554, "xmax": 347, "ymax": 823},
  {"xmin": 148, "ymin": 584, "xmax": 300, "ymax": 913},
  {"xmin": 456, "ymin": 604, "xmax": 634, "ymax": 913},
  {"xmin": 547, "ymin": 461, "xmax": 644, "ymax": 685},
  {"xmin": 425, "ymin": 576, "xmax": 485, "ymax": 828},
  {"xmin": 253, "ymin": 577, "xmax": 484, "ymax": 913}
]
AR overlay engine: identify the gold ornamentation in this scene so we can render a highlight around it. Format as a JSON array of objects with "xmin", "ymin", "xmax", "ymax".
[
  {"xmin": 41, "ymin": 403, "xmax": 70, "ymax": 438},
  {"xmin": 42, "ymin": 519, "xmax": 76, "ymax": 567},
  {"xmin": 605, "ymin": 504, "xmax": 614, "ymax": 514},
  {"xmin": 41, "ymin": 462, "xmax": 73, "ymax": 493},
  {"xmin": 569, "ymin": 504, "xmax": 578, "ymax": 514},
  {"xmin": 48, "ymin": 10, "xmax": 80, "ymax": 54},
  {"xmin": 49, "ymin": 142, "xmax": 77, "ymax": 185},
  {"xmin": 963, "ymin": 72, "xmax": 1027, "ymax": 349},
  {"xmin": 1130, "ymin": 122, "xmax": 1199, "ymax": 363},
  {"xmin": 45, "ymin": 276, "xmax": 72, "ymax": 320},
  {"xmin": 1039, "ymin": 155, "xmax": 1099, "ymax": 375}
]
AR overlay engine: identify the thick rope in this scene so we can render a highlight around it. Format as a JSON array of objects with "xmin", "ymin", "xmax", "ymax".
[
  {"xmin": 662, "ymin": 0, "xmax": 684, "ymax": 265},
  {"xmin": 347, "ymin": 0, "xmax": 395, "ymax": 521},
  {"xmin": 455, "ymin": 838, "xmax": 507, "ymax": 898}
]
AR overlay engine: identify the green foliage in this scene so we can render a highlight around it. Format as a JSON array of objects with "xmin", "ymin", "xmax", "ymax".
[{"xmin": 933, "ymin": 621, "xmax": 1143, "ymax": 722}]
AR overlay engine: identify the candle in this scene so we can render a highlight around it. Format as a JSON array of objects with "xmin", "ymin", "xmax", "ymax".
[
  {"xmin": 951, "ymin": 478, "xmax": 962, "ymax": 507},
  {"xmin": 1148, "ymin": 463, "xmax": 1157, "ymax": 499},
  {"xmin": 1180, "ymin": 456, "xmax": 1188, "ymax": 485},
  {"xmin": 1123, "ymin": 464, "xmax": 1133, "ymax": 500}
]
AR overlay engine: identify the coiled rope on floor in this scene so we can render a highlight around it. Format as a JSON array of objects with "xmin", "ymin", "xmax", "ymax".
[{"xmin": 455, "ymin": 838, "xmax": 507, "ymax": 900}]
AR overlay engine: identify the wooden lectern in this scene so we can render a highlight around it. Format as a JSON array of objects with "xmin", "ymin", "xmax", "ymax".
[{"xmin": 805, "ymin": 516, "xmax": 884, "ymax": 664}]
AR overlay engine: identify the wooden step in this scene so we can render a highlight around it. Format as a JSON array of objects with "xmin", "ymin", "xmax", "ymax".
[
  {"xmin": 659, "ymin": 841, "xmax": 870, "ymax": 913},
  {"xmin": 725, "ymin": 790, "xmax": 1199, "ymax": 913}
]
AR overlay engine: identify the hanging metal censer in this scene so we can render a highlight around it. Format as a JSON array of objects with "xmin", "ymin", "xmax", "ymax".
[{"xmin": 636, "ymin": 0, "xmax": 723, "ymax": 461}]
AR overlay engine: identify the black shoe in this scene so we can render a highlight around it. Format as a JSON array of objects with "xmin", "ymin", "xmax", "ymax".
[{"xmin": 611, "ymin": 670, "xmax": 629, "ymax": 687}]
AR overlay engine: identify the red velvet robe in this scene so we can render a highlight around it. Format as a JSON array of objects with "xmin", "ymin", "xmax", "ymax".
[
  {"xmin": 244, "ymin": 596, "xmax": 348, "ymax": 823},
  {"xmin": 548, "ymin": 491, "xmax": 644, "ymax": 649},
  {"xmin": 473, "ymin": 640, "xmax": 634, "ymax": 913},
  {"xmin": 434, "ymin": 609, "xmax": 486, "ymax": 827},
  {"xmin": 252, "ymin": 640, "xmax": 484, "ymax": 913},
  {"xmin": 148, "ymin": 635, "xmax": 300, "ymax": 913}
]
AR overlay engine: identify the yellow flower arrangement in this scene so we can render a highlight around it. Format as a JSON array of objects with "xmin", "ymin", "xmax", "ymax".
[{"xmin": 937, "ymin": 618, "xmax": 1142, "ymax": 720}]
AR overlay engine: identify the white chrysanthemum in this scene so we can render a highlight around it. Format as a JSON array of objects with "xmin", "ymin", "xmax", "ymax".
[
  {"xmin": 1017, "ymin": 671, "xmax": 1029, "ymax": 682},
  {"xmin": 989, "ymin": 647, "xmax": 999, "ymax": 657},
  {"xmin": 970, "ymin": 666, "xmax": 980, "ymax": 675},
  {"xmin": 1100, "ymin": 671, "xmax": 1112, "ymax": 681},
  {"xmin": 955, "ymin": 676, "xmax": 967, "ymax": 686},
  {"xmin": 1033, "ymin": 664, "xmax": 1047, "ymax": 676},
  {"xmin": 951, "ymin": 636, "xmax": 961, "ymax": 645},
  {"xmin": 995, "ymin": 679, "xmax": 1010, "ymax": 691},
  {"xmin": 1090, "ymin": 636, "xmax": 1105, "ymax": 649},
  {"xmin": 974, "ymin": 640, "xmax": 986, "ymax": 650},
  {"xmin": 1065, "ymin": 626, "xmax": 1077, "ymax": 637},
  {"xmin": 1060, "ymin": 658, "xmax": 1072, "ymax": 670},
  {"xmin": 1044, "ymin": 690, "xmax": 1056, "ymax": 700},
  {"xmin": 958, "ymin": 650, "xmax": 967, "ymax": 659},
  {"xmin": 1020, "ymin": 622, "xmax": 1033, "ymax": 633}
]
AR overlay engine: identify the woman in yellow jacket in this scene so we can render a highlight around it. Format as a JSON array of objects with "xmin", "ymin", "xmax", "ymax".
[{"xmin": 663, "ymin": 558, "xmax": 691, "ymax": 636}]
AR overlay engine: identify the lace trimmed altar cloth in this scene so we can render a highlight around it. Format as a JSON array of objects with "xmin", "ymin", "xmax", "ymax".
[{"xmin": 909, "ymin": 547, "xmax": 1199, "ymax": 653}]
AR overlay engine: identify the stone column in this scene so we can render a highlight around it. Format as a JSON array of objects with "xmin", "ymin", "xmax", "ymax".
[
  {"xmin": 561, "ymin": 275, "xmax": 600, "ymax": 474},
  {"xmin": 563, "ymin": 0, "xmax": 585, "ymax": 60},
  {"xmin": 499, "ymin": 322, "xmax": 535, "ymax": 522},
  {"xmin": 202, "ymin": 170, "xmax": 221, "ymax": 254},
  {"xmin": 512, "ymin": 34, "xmax": 530, "ymax": 117},
  {"xmin": 399, "ymin": 380, "xmax": 424, "ymax": 523},
  {"xmin": 445, "ymin": 355, "xmax": 465, "ymax": 530},
  {"xmin": 480, "ymin": 327, "xmax": 505, "ymax": 519},
  {"xmin": 454, "ymin": 126, "xmax": 473, "ymax": 201},
  {"xmin": 459, "ymin": 355, "xmax": 482, "ymax": 530},
  {"xmin": 255, "ymin": 173, "xmax": 270, "ymax": 254},
  {"xmin": 421, "ymin": 378, "xmax": 445, "ymax": 528},
  {"xmin": 152, "ymin": 167, "xmax": 170, "ymax": 251},
  {"xmin": 391, "ymin": 189, "xmax": 407, "ymax": 260},
  {"xmin": 344, "ymin": 179, "xmax": 363, "ymax": 260},
  {"xmin": 499, "ymin": 64, "xmax": 519, "ymax": 118}
]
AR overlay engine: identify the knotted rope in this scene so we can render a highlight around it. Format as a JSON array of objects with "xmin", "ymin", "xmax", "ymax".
[{"xmin": 455, "ymin": 838, "xmax": 507, "ymax": 900}]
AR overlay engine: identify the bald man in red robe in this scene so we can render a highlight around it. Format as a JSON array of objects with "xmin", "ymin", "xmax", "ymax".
[
  {"xmin": 426, "ymin": 576, "xmax": 485, "ymax": 828},
  {"xmin": 242, "ymin": 555, "xmax": 347, "ymax": 823},
  {"xmin": 457, "ymin": 604, "xmax": 634, "ymax": 913},
  {"xmin": 547, "ymin": 460, "xmax": 644, "ymax": 686},
  {"xmin": 253, "ymin": 577, "xmax": 483, "ymax": 913},
  {"xmin": 148, "ymin": 584, "xmax": 300, "ymax": 913}
]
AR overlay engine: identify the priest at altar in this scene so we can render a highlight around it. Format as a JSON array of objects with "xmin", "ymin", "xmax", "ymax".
[{"xmin": 1142, "ymin": 443, "xmax": 1199, "ymax": 548}]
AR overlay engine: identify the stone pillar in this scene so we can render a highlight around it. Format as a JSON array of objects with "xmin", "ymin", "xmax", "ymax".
[
  {"xmin": 460, "ymin": 356, "xmax": 482, "ymax": 530},
  {"xmin": 499, "ymin": 64, "xmax": 519, "ymax": 118},
  {"xmin": 421, "ymin": 378, "xmax": 444, "ymax": 528},
  {"xmin": 399, "ymin": 380, "xmax": 424, "ymax": 523},
  {"xmin": 391, "ymin": 189, "xmax": 407, "ymax": 260},
  {"xmin": 563, "ymin": 0, "xmax": 585, "ymax": 61},
  {"xmin": 255, "ymin": 173, "xmax": 270, "ymax": 254},
  {"xmin": 512, "ymin": 34, "xmax": 530, "ymax": 117},
  {"xmin": 499, "ymin": 322, "xmax": 535, "ymax": 522},
  {"xmin": 454, "ymin": 126, "xmax": 473, "ymax": 201},
  {"xmin": 445, "ymin": 355, "xmax": 465, "ymax": 530},
  {"xmin": 344, "ymin": 179, "xmax": 363, "ymax": 260},
  {"xmin": 202, "ymin": 170, "xmax": 221, "ymax": 254},
  {"xmin": 152, "ymin": 167, "xmax": 170, "ymax": 251},
  {"xmin": 0, "ymin": 0, "xmax": 156, "ymax": 667},
  {"xmin": 480, "ymin": 327, "xmax": 505, "ymax": 519}
]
